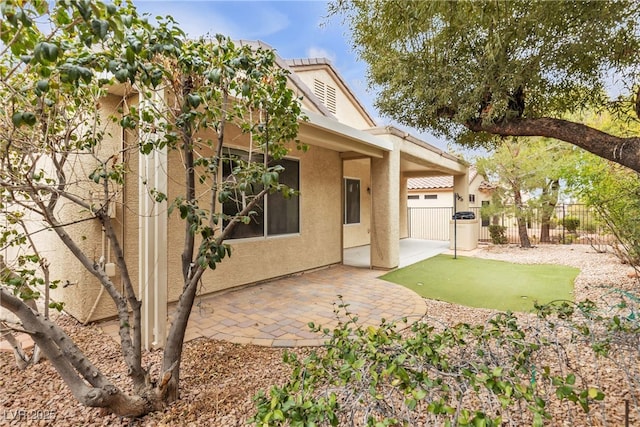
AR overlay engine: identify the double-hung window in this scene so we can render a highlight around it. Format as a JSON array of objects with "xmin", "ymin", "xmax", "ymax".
[{"xmin": 222, "ymin": 149, "xmax": 299, "ymax": 239}]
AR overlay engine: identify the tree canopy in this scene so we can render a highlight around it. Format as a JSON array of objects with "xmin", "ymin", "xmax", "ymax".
[{"xmin": 332, "ymin": 0, "xmax": 640, "ymax": 172}]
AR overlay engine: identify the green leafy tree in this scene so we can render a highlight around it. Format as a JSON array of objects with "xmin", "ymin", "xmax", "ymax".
[
  {"xmin": 331, "ymin": 0, "xmax": 640, "ymax": 172},
  {"xmin": 566, "ymin": 112, "xmax": 640, "ymax": 264},
  {"xmin": 476, "ymin": 138, "xmax": 574, "ymax": 247},
  {"xmin": 0, "ymin": 0, "xmax": 303, "ymax": 417}
]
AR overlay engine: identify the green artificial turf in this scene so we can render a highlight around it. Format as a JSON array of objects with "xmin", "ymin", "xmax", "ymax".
[{"xmin": 380, "ymin": 254, "xmax": 579, "ymax": 312}]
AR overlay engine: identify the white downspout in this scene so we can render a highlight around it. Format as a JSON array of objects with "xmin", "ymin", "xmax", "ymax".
[{"xmin": 138, "ymin": 89, "xmax": 168, "ymax": 350}]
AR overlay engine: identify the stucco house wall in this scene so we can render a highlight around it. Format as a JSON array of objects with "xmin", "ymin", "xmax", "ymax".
[
  {"xmin": 90, "ymin": 117, "xmax": 343, "ymax": 319},
  {"xmin": 14, "ymin": 42, "xmax": 470, "ymax": 329},
  {"xmin": 36, "ymin": 93, "xmax": 129, "ymax": 322},
  {"xmin": 400, "ymin": 176, "xmax": 409, "ymax": 239},
  {"xmin": 163, "ymin": 130, "xmax": 343, "ymax": 300}
]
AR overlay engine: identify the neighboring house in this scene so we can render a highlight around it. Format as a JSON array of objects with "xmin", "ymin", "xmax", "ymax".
[
  {"xmin": 37, "ymin": 41, "xmax": 470, "ymax": 348},
  {"xmin": 406, "ymin": 167, "xmax": 495, "ymax": 242},
  {"xmin": 407, "ymin": 166, "xmax": 494, "ymax": 209}
]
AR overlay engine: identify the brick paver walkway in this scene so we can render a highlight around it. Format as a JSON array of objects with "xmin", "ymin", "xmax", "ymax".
[{"xmin": 101, "ymin": 264, "xmax": 426, "ymax": 347}]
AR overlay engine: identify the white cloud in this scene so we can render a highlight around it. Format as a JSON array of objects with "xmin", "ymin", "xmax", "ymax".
[{"xmin": 306, "ymin": 47, "xmax": 336, "ymax": 63}]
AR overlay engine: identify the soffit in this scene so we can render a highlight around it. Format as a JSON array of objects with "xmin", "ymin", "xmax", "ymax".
[{"xmin": 298, "ymin": 110, "xmax": 390, "ymax": 158}]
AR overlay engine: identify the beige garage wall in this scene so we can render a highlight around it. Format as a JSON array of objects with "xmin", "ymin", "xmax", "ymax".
[{"xmin": 342, "ymin": 158, "xmax": 371, "ymax": 249}]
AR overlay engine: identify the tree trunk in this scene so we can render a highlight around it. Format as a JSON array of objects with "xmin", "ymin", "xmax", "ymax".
[
  {"xmin": 540, "ymin": 221, "xmax": 551, "ymax": 243},
  {"xmin": 0, "ymin": 288, "xmax": 162, "ymax": 417},
  {"xmin": 161, "ymin": 273, "xmax": 201, "ymax": 402},
  {"xmin": 513, "ymin": 186, "xmax": 532, "ymax": 248},
  {"xmin": 0, "ymin": 256, "xmax": 42, "ymax": 368},
  {"xmin": 540, "ymin": 179, "xmax": 560, "ymax": 243},
  {"xmin": 0, "ymin": 322, "xmax": 30, "ymax": 369}
]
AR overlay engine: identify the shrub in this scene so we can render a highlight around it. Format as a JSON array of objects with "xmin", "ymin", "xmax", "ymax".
[
  {"xmin": 580, "ymin": 216, "xmax": 605, "ymax": 234},
  {"xmin": 251, "ymin": 298, "xmax": 640, "ymax": 426},
  {"xmin": 489, "ymin": 225, "xmax": 508, "ymax": 244},
  {"xmin": 562, "ymin": 216, "xmax": 580, "ymax": 233},
  {"xmin": 567, "ymin": 155, "xmax": 640, "ymax": 265}
]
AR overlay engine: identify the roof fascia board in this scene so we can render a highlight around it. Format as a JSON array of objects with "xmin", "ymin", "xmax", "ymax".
[
  {"xmin": 302, "ymin": 109, "xmax": 393, "ymax": 152},
  {"xmin": 367, "ymin": 126, "xmax": 464, "ymax": 164}
]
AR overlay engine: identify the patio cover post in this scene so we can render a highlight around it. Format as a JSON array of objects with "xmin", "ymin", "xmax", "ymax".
[{"xmin": 370, "ymin": 141, "xmax": 400, "ymax": 269}]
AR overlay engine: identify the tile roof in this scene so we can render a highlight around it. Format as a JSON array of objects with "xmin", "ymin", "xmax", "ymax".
[
  {"xmin": 408, "ymin": 175, "xmax": 453, "ymax": 189},
  {"xmin": 408, "ymin": 167, "xmax": 479, "ymax": 190}
]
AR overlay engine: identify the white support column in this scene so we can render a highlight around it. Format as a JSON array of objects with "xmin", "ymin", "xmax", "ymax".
[{"xmin": 138, "ymin": 91, "xmax": 168, "ymax": 350}]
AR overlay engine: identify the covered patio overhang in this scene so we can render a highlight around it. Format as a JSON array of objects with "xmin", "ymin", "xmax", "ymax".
[
  {"xmin": 298, "ymin": 110, "xmax": 392, "ymax": 159},
  {"xmin": 298, "ymin": 112, "xmax": 470, "ymax": 271}
]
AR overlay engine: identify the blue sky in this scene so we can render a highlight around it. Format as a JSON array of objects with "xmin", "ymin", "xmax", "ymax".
[{"xmin": 133, "ymin": 0, "xmax": 452, "ymax": 152}]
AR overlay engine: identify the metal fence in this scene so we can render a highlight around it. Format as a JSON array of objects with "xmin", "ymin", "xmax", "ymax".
[{"xmin": 408, "ymin": 204, "xmax": 609, "ymax": 245}]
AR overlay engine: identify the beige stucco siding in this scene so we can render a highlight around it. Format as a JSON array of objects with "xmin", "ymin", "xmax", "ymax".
[
  {"xmin": 400, "ymin": 176, "xmax": 409, "ymax": 239},
  {"xmin": 53, "ymin": 111, "xmax": 344, "ymax": 321},
  {"xmin": 163, "ymin": 129, "xmax": 343, "ymax": 300},
  {"xmin": 342, "ymin": 158, "xmax": 371, "ymax": 249},
  {"xmin": 39, "ymin": 94, "xmax": 128, "ymax": 322}
]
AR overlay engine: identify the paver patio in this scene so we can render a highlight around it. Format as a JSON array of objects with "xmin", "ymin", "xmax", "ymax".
[
  {"xmin": 99, "ymin": 264, "xmax": 427, "ymax": 347},
  {"xmin": 1, "ymin": 240, "xmax": 447, "ymax": 352}
]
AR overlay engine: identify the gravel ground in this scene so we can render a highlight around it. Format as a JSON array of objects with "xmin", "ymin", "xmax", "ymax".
[{"xmin": 0, "ymin": 244, "xmax": 636, "ymax": 426}]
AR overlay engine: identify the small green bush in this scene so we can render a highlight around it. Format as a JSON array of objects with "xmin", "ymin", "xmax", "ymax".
[
  {"xmin": 563, "ymin": 217, "xmax": 580, "ymax": 233},
  {"xmin": 489, "ymin": 225, "xmax": 508, "ymax": 244}
]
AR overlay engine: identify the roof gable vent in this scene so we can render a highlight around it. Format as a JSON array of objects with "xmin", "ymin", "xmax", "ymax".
[{"xmin": 313, "ymin": 79, "xmax": 337, "ymax": 114}]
